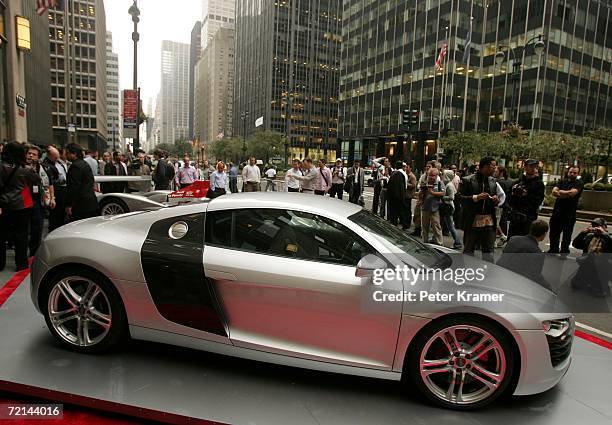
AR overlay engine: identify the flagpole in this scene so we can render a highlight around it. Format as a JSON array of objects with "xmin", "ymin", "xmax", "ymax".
[
  {"xmin": 462, "ymin": 14, "xmax": 474, "ymax": 132},
  {"xmin": 438, "ymin": 27, "xmax": 448, "ymax": 143}
]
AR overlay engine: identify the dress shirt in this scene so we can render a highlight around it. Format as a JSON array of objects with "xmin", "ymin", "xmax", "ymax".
[
  {"xmin": 265, "ymin": 168, "xmax": 277, "ymax": 179},
  {"xmin": 242, "ymin": 164, "xmax": 261, "ymax": 183},
  {"xmin": 210, "ymin": 171, "xmax": 228, "ymax": 190},
  {"xmin": 285, "ymin": 168, "xmax": 301, "ymax": 190},
  {"xmin": 55, "ymin": 160, "xmax": 68, "ymax": 185},
  {"xmin": 84, "ymin": 155, "xmax": 99, "ymax": 176},
  {"xmin": 314, "ymin": 166, "xmax": 332, "ymax": 192},
  {"xmin": 176, "ymin": 165, "xmax": 199, "ymax": 186}
]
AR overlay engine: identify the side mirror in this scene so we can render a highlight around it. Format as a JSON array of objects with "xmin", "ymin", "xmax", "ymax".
[{"xmin": 355, "ymin": 254, "xmax": 387, "ymax": 278}]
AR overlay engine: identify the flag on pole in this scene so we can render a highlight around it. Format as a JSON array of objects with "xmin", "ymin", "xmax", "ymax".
[
  {"xmin": 217, "ymin": 132, "xmax": 225, "ymax": 140},
  {"xmin": 435, "ymin": 42, "xmax": 448, "ymax": 71},
  {"xmin": 36, "ymin": 0, "xmax": 59, "ymax": 15},
  {"xmin": 462, "ymin": 19, "xmax": 473, "ymax": 63}
]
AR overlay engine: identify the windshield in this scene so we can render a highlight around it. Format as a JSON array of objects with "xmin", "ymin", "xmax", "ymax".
[{"xmin": 349, "ymin": 210, "xmax": 442, "ymax": 267}]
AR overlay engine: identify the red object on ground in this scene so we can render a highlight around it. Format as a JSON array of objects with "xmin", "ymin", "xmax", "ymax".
[
  {"xmin": 0, "ymin": 266, "xmax": 30, "ymax": 308},
  {"xmin": 168, "ymin": 180, "xmax": 210, "ymax": 199},
  {"xmin": 575, "ymin": 329, "xmax": 612, "ymax": 350}
]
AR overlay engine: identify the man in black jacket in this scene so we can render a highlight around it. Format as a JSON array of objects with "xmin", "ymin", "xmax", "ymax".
[
  {"xmin": 386, "ymin": 161, "xmax": 407, "ymax": 228},
  {"xmin": 152, "ymin": 149, "xmax": 170, "ymax": 190},
  {"xmin": 507, "ymin": 159, "xmax": 545, "ymax": 238},
  {"xmin": 459, "ymin": 157, "xmax": 504, "ymax": 262},
  {"xmin": 64, "ymin": 143, "xmax": 98, "ymax": 222},
  {"xmin": 497, "ymin": 220, "xmax": 550, "ymax": 290}
]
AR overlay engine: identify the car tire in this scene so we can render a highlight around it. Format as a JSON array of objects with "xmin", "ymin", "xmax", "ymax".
[
  {"xmin": 406, "ymin": 316, "xmax": 516, "ymax": 410},
  {"xmin": 99, "ymin": 197, "xmax": 129, "ymax": 216},
  {"xmin": 40, "ymin": 268, "xmax": 128, "ymax": 354}
]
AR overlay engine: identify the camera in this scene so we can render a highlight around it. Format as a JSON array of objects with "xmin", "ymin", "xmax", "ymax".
[{"xmin": 512, "ymin": 183, "xmax": 526, "ymax": 196}]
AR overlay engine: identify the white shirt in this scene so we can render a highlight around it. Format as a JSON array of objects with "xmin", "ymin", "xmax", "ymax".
[
  {"xmin": 265, "ymin": 168, "xmax": 277, "ymax": 179},
  {"xmin": 353, "ymin": 167, "xmax": 361, "ymax": 183},
  {"xmin": 285, "ymin": 168, "xmax": 301, "ymax": 190},
  {"xmin": 242, "ymin": 164, "xmax": 261, "ymax": 183}
]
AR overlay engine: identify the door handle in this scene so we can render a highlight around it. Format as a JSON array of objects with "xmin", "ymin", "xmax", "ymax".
[{"xmin": 206, "ymin": 269, "xmax": 238, "ymax": 281}]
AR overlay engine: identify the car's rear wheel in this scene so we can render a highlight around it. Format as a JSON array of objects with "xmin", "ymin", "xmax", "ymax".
[
  {"xmin": 407, "ymin": 316, "xmax": 516, "ymax": 410},
  {"xmin": 40, "ymin": 269, "xmax": 127, "ymax": 353},
  {"xmin": 99, "ymin": 198, "xmax": 128, "ymax": 216}
]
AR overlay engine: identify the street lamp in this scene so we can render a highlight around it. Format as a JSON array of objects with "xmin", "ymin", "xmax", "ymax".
[
  {"xmin": 128, "ymin": 0, "xmax": 141, "ymax": 152},
  {"xmin": 495, "ymin": 35, "xmax": 546, "ymax": 125},
  {"xmin": 240, "ymin": 111, "xmax": 249, "ymax": 161}
]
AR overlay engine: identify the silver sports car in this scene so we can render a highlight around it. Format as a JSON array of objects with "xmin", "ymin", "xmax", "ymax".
[{"xmin": 30, "ymin": 193, "xmax": 573, "ymax": 409}]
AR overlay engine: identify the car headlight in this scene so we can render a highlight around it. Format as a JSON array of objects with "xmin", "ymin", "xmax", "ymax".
[{"xmin": 542, "ymin": 318, "xmax": 573, "ymax": 338}]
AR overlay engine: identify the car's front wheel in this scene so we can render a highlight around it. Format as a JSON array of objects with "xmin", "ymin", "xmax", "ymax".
[
  {"xmin": 40, "ymin": 269, "xmax": 127, "ymax": 353},
  {"xmin": 99, "ymin": 198, "xmax": 129, "ymax": 216},
  {"xmin": 407, "ymin": 316, "xmax": 516, "ymax": 410}
]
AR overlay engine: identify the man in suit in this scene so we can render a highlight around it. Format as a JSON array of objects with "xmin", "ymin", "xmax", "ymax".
[
  {"xmin": 346, "ymin": 159, "xmax": 365, "ymax": 205},
  {"xmin": 152, "ymin": 149, "xmax": 170, "ymax": 190},
  {"xmin": 497, "ymin": 220, "xmax": 550, "ymax": 289},
  {"xmin": 64, "ymin": 143, "xmax": 99, "ymax": 222}
]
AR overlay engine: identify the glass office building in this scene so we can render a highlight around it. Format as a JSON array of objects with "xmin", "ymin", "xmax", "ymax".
[
  {"xmin": 339, "ymin": 0, "xmax": 612, "ymax": 165},
  {"xmin": 233, "ymin": 0, "xmax": 342, "ymax": 160}
]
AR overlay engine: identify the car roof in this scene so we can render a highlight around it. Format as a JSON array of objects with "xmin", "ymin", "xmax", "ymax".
[{"xmin": 206, "ymin": 192, "xmax": 363, "ymax": 219}]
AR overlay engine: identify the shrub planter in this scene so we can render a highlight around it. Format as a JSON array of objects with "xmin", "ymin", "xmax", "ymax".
[{"xmin": 580, "ymin": 190, "xmax": 612, "ymax": 212}]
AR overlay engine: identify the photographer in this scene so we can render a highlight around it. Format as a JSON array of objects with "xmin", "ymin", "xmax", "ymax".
[
  {"xmin": 127, "ymin": 151, "xmax": 152, "ymax": 193},
  {"xmin": 507, "ymin": 159, "xmax": 545, "ymax": 238},
  {"xmin": 570, "ymin": 218, "xmax": 611, "ymax": 297}
]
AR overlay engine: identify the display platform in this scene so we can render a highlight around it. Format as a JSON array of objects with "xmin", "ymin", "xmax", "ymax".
[{"xmin": 0, "ymin": 277, "xmax": 611, "ymax": 425}]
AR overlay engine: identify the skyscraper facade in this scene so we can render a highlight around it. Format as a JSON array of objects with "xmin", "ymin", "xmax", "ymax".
[
  {"xmin": 234, "ymin": 0, "xmax": 342, "ymax": 160},
  {"xmin": 105, "ymin": 32, "xmax": 121, "ymax": 152},
  {"xmin": 159, "ymin": 40, "xmax": 190, "ymax": 145},
  {"xmin": 339, "ymin": 0, "xmax": 612, "ymax": 165},
  {"xmin": 201, "ymin": 0, "xmax": 235, "ymax": 50},
  {"xmin": 189, "ymin": 21, "xmax": 202, "ymax": 140},
  {"xmin": 49, "ymin": 0, "xmax": 107, "ymax": 149},
  {"xmin": 194, "ymin": 26, "xmax": 235, "ymax": 146}
]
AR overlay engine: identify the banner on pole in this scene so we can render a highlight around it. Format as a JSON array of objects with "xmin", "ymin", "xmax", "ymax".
[{"xmin": 123, "ymin": 90, "xmax": 138, "ymax": 139}]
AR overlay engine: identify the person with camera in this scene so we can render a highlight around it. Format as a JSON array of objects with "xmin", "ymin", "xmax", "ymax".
[
  {"xmin": 548, "ymin": 165, "xmax": 583, "ymax": 254},
  {"xmin": 329, "ymin": 159, "xmax": 346, "ymax": 200},
  {"xmin": 570, "ymin": 218, "xmax": 611, "ymax": 297},
  {"xmin": 419, "ymin": 168, "xmax": 445, "ymax": 245},
  {"xmin": 507, "ymin": 159, "xmax": 545, "ymax": 238},
  {"xmin": 128, "ymin": 151, "xmax": 152, "ymax": 193},
  {"xmin": 459, "ymin": 157, "xmax": 506, "ymax": 262}
]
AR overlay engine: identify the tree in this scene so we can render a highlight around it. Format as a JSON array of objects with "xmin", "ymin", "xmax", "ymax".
[
  {"xmin": 152, "ymin": 141, "xmax": 193, "ymax": 158},
  {"xmin": 247, "ymin": 131, "xmax": 285, "ymax": 164},
  {"xmin": 586, "ymin": 128, "xmax": 612, "ymax": 183},
  {"xmin": 208, "ymin": 137, "xmax": 243, "ymax": 164}
]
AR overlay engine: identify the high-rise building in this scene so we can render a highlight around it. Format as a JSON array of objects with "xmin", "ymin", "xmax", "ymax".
[
  {"xmin": 145, "ymin": 98, "xmax": 155, "ymax": 151},
  {"xmin": 49, "ymin": 0, "xmax": 108, "ymax": 150},
  {"xmin": 159, "ymin": 40, "xmax": 190, "ymax": 145},
  {"xmin": 0, "ymin": 0, "xmax": 53, "ymax": 144},
  {"xmin": 338, "ymin": 0, "xmax": 612, "ymax": 165},
  {"xmin": 194, "ymin": 27, "xmax": 235, "ymax": 147},
  {"xmin": 201, "ymin": 0, "xmax": 235, "ymax": 49},
  {"xmin": 233, "ymin": 0, "xmax": 342, "ymax": 160},
  {"xmin": 189, "ymin": 21, "xmax": 202, "ymax": 140},
  {"xmin": 105, "ymin": 32, "xmax": 121, "ymax": 152}
]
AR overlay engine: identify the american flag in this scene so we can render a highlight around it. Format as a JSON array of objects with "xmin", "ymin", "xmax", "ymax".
[
  {"xmin": 435, "ymin": 42, "xmax": 448, "ymax": 71},
  {"xmin": 36, "ymin": 0, "xmax": 59, "ymax": 15}
]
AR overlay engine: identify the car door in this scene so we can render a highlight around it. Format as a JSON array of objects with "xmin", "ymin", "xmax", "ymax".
[{"xmin": 203, "ymin": 208, "xmax": 403, "ymax": 370}]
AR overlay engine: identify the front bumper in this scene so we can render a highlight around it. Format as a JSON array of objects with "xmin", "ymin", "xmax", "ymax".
[{"xmin": 514, "ymin": 328, "xmax": 572, "ymax": 395}]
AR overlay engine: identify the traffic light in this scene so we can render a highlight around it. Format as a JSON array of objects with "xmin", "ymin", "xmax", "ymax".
[
  {"xmin": 402, "ymin": 109, "xmax": 410, "ymax": 126},
  {"xmin": 411, "ymin": 109, "xmax": 419, "ymax": 126}
]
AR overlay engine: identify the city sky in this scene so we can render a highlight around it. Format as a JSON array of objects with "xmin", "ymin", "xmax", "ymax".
[{"xmin": 104, "ymin": 0, "xmax": 201, "ymax": 109}]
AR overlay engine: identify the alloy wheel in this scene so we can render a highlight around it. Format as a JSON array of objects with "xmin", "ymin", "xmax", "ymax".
[
  {"xmin": 101, "ymin": 202, "xmax": 126, "ymax": 216},
  {"xmin": 48, "ymin": 276, "xmax": 112, "ymax": 347},
  {"xmin": 419, "ymin": 325, "xmax": 506, "ymax": 405}
]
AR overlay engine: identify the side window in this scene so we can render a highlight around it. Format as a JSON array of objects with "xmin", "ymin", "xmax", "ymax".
[
  {"xmin": 206, "ymin": 208, "xmax": 373, "ymax": 267},
  {"xmin": 205, "ymin": 210, "xmax": 232, "ymax": 248}
]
